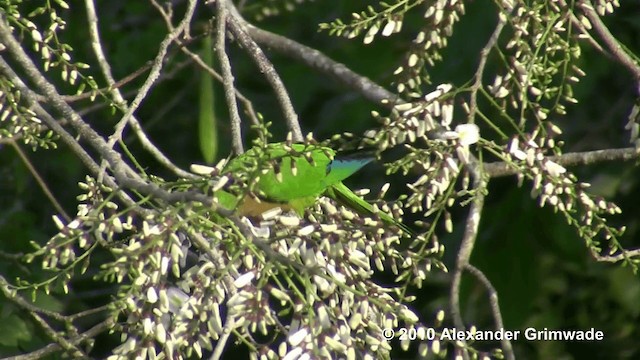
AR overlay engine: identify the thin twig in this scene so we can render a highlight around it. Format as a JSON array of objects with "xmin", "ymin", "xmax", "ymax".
[
  {"xmin": 0, "ymin": 56, "xmax": 117, "ymax": 196},
  {"xmin": 0, "ymin": 249, "xmax": 23, "ymax": 261},
  {"xmin": 244, "ymin": 24, "xmax": 399, "ymax": 108},
  {"xmin": 449, "ymin": 161, "xmax": 486, "ymax": 360},
  {"xmin": 0, "ymin": 276, "xmax": 66, "ymax": 322},
  {"xmin": 0, "ymin": 276, "xmax": 86, "ymax": 358},
  {"xmin": 214, "ymin": 0, "xmax": 245, "ymax": 154},
  {"xmin": 30, "ymin": 62, "xmax": 152, "ymax": 103},
  {"xmin": 556, "ymin": 0, "xmax": 608, "ymax": 57},
  {"xmin": 29, "ymin": 312, "xmax": 87, "ymax": 358},
  {"xmin": 67, "ymin": 304, "xmax": 112, "ymax": 321},
  {"xmin": 77, "ymin": 88, "xmax": 138, "ymax": 117},
  {"xmin": 2, "ymin": 318, "xmax": 114, "ymax": 360},
  {"xmin": 219, "ymin": 0, "xmax": 303, "ymax": 141},
  {"xmin": 85, "ymin": 0, "xmax": 195, "ymax": 179},
  {"xmin": 178, "ymin": 44, "xmax": 261, "ymax": 126},
  {"xmin": 467, "ymin": 5, "xmax": 513, "ymax": 124},
  {"xmin": 578, "ymin": 0, "xmax": 640, "ymax": 81},
  {"xmin": 210, "ymin": 315, "xmax": 235, "ymax": 360},
  {"xmin": 9, "ymin": 141, "xmax": 71, "ymax": 221},
  {"xmin": 484, "ymin": 147, "xmax": 640, "ymax": 178},
  {"xmin": 105, "ymin": 0, "xmax": 198, "ymax": 174},
  {"xmin": 465, "ymin": 264, "xmax": 514, "ymax": 360},
  {"xmin": 84, "ymin": 0, "xmax": 118, "ymax": 89},
  {"xmin": 592, "ymin": 248, "xmax": 640, "ymax": 263}
]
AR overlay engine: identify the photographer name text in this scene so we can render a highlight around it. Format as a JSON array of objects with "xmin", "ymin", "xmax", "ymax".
[{"xmin": 383, "ymin": 327, "xmax": 604, "ymax": 342}]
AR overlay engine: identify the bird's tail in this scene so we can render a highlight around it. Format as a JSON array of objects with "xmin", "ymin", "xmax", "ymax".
[{"xmin": 326, "ymin": 182, "xmax": 415, "ymax": 237}]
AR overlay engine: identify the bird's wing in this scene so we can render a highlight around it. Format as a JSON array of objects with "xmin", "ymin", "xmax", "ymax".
[
  {"xmin": 217, "ymin": 143, "xmax": 336, "ymax": 215},
  {"xmin": 326, "ymin": 182, "xmax": 414, "ymax": 236}
]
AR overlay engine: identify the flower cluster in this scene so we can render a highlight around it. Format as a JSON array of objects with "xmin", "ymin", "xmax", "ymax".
[
  {"xmin": 23, "ymin": 176, "xmax": 124, "ymax": 292},
  {"xmin": 0, "ymin": 78, "xmax": 58, "ymax": 149},
  {"xmin": 23, "ymin": 142, "xmax": 446, "ymax": 359},
  {"xmin": 101, "ymin": 191, "xmax": 444, "ymax": 359},
  {"xmin": 2, "ymin": 0, "xmax": 96, "ymax": 91},
  {"xmin": 488, "ymin": 2, "xmax": 585, "ymax": 127},
  {"xmin": 506, "ymin": 132, "xmax": 628, "ymax": 267},
  {"xmin": 393, "ymin": 0, "xmax": 466, "ymax": 94},
  {"xmin": 320, "ymin": 0, "xmax": 465, "ymax": 95}
]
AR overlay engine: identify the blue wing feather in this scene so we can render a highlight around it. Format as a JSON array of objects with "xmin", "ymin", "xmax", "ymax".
[
  {"xmin": 323, "ymin": 150, "xmax": 375, "ymax": 187},
  {"xmin": 327, "ymin": 157, "xmax": 374, "ymax": 174}
]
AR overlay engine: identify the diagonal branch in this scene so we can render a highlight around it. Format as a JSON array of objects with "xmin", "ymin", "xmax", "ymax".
[
  {"xmin": 0, "ymin": 18, "xmax": 138, "ymax": 182},
  {"xmin": 3, "ymin": 318, "xmax": 114, "ymax": 360},
  {"xmin": 9, "ymin": 141, "xmax": 71, "ymax": 221},
  {"xmin": 214, "ymin": 0, "xmax": 244, "ymax": 154},
  {"xmin": 85, "ymin": 0, "xmax": 195, "ymax": 179},
  {"xmin": 107, "ymin": 0, "xmax": 198, "ymax": 153},
  {"xmin": 215, "ymin": 0, "xmax": 303, "ymax": 142},
  {"xmin": 0, "ymin": 276, "xmax": 87, "ymax": 358},
  {"xmin": 244, "ymin": 24, "xmax": 399, "ymax": 108},
  {"xmin": 225, "ymin": 0, "xmax": 400, "ymax": 109},
  {"xmin": 0, "ymin": 18, "xmax": 232, "ymax": 215},
  {"xmin": 578, "ymin": 0, "xmax": 640, "ymax": 81},
  {"xmin": 467, "ymin": 5, "xmax": 513, "ymax": 124},
  {"xmin": 0, "ymin": 55, "xmax": 128, "ymax": 203}
]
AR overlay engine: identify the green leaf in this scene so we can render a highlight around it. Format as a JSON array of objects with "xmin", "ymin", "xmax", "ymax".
[
  {"xmin": 198, "ymin": 34, "xmax": 217, "ymax": 164},
  {"xmin": 0, "ymin": 313, "xmax": 32, "ymax": 347}
]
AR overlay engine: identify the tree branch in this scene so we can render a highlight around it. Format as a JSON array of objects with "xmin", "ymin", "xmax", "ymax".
[
  {"xmin": 106, "ymin": 0, "xmax": 197, "ymax": 170},
  {"xmin": 467, "ymin": 5, "xmax": 513, "ymax": 124},
  {"xmin": 484, "ymin": 147, "xmax": 640, "ymax": 178},
  {"xmin": 578, "ymin": 0, "xmax": 640, "ymax": 82},
  {"xmin": 0, "ymin": 17, "xmax": 233, "ymax": 215},
  {"xmin": 244, "ymin": 24, "xmax": 399, "ymax": 108},
  {"xmin": 2, "ymin": 318, "xmax": 113, "ymax": 360},
  {"xmin": 85, "ymin": 0, "xmax": 195, "ymax": 179},
  {"xmin": 449, "ymin": 166, "xmax": 486, "ymax": 360},
  {"xmin": 465, "ymin": 264, "xmax": 514, "ymax": 360},
  {"xmin": 0, "ymin": 55, "xmax": 126, "ymax": 202},
  {"xmin": 214, "ymin": 0, "xmax": 245, "ymax": 154},
  {"xmin": 592, "ymin": 248, "xmax": 640, "ymax": 263},
  {"xmin": 9, "ymin": 141, "xmax": 71, "ymax": 221},
  {"xmin": 210, "ymin": 315, "xmax": 235, "ymax": 360},
  {"xmin": 0, "ymin": 18, "xmax": 137, "ymax": 181},
  {"xmin": 215, "ymin": 0, "xmax": 303, "ymax": 141},
  {"xmin": 0, "ymin": 276, "xmax": 86, "ymax": 358}
]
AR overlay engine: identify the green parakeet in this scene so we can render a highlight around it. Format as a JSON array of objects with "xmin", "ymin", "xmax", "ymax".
[{"xmin": 215, "ymin": 142, "xmax": 413, "ymax": 236}]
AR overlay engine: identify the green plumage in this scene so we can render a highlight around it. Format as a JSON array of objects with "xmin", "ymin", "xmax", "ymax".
[{"xmin": 215, "ymin": 142, "xmax": 413, "ymax": 236}]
